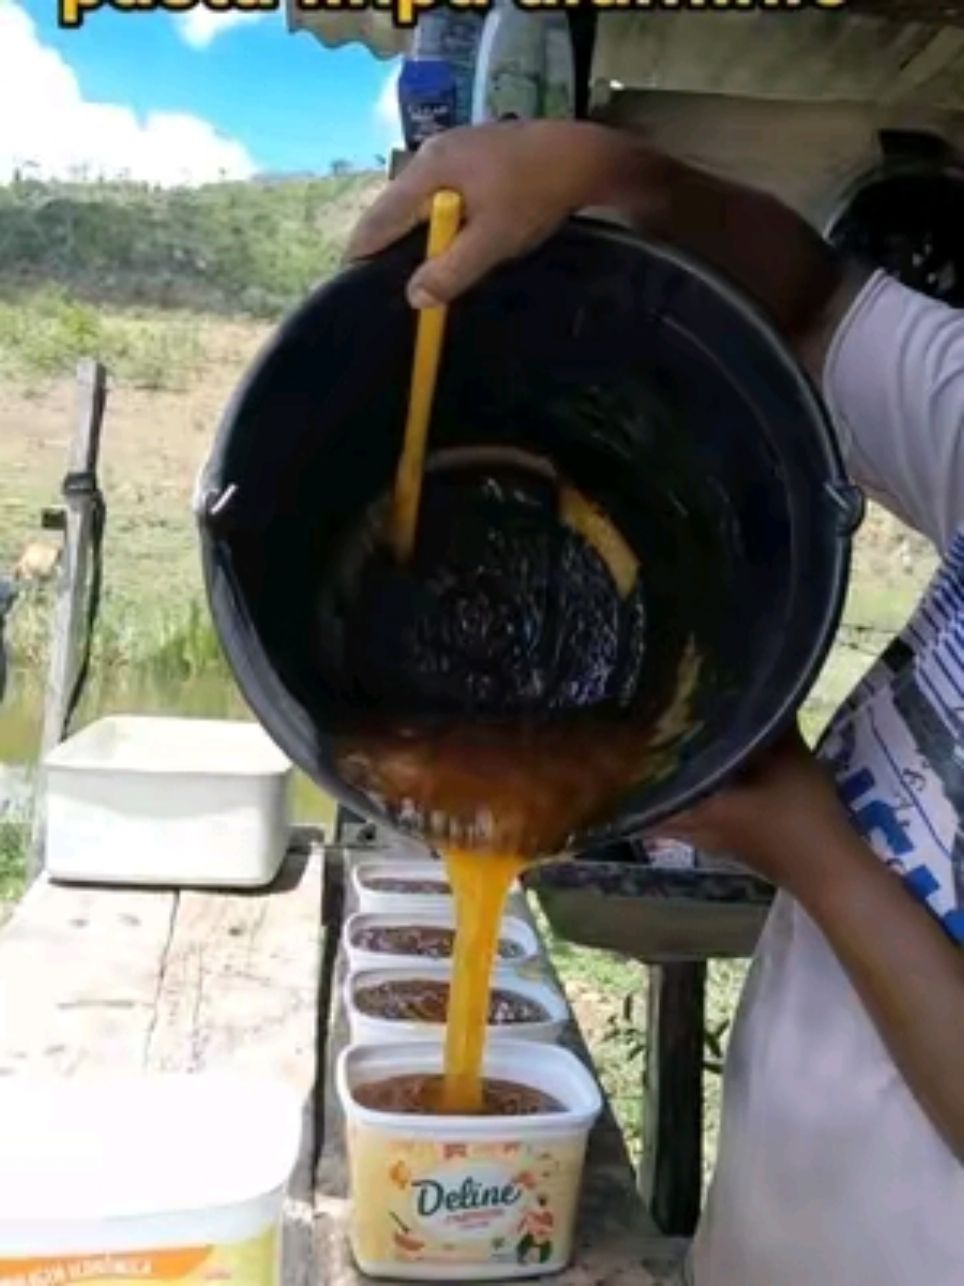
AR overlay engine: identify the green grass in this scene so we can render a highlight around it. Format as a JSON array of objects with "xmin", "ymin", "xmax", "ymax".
[
  {"xmin": 0, "ymin": 287, "xmax": 202, "ymax": 390},
  {"xmin": 0, "ymin": 817, "xmax": 27, "ymax": 905},
  {"xmin": 0, "ymin": 173, "xmax": 381, "ymax": 319},
  {"xmin": 6, "ymin": 582, "xmax": 229, "ymax": 682}
]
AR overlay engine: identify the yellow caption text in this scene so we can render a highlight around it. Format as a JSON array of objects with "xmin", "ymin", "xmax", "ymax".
[{"xmin": 60, "ymin": 0, "xmax": 847, "ymax": 34}]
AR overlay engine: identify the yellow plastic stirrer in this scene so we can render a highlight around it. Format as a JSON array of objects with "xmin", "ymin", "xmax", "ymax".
[{"xmin": 390, "ymin": 188, "xmax": 463, "ymax": 564}]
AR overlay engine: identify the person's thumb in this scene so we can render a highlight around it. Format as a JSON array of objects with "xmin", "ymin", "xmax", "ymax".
[{"xmin": 406, "ymin": 216, "xmax": 515, "ymax": 309}]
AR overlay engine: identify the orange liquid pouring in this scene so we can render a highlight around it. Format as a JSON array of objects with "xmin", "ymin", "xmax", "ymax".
[{"xmin": 438, "ymin": 849, "xmax": 528, "ymax": 1114}]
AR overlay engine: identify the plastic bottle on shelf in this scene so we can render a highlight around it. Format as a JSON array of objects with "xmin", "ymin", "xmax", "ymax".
[
  {"xmin": 397, "ymin": 57, "xmax": 458, "ymax": 151},
  {"xmin": 471, "ymin": 0, "xmax": 546, "ymax": 124},
  {"xmin": 542, "ymin": 13, "xmax": 576, "ymax": 120},
  {"xmin": 411, "ymin": 10, "xmax": 484, "ymax": 128}
]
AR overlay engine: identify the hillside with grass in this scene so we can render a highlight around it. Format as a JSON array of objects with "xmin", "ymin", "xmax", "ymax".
[
  {"xmin": 0, "ymin": 172, "xmax": 383, "ymax": 392},
  {"xmin": 0, "ymin": 172, "xmax": 382, "ymax": 320}
]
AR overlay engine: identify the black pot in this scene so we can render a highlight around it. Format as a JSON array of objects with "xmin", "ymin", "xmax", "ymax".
[
  {"xmin": 198, "ymin": 219, "xmax": 861, "ymax": 854},
  {"xmin": 825, "ymin": 131, "xmax": 964, "ymax": 307}
]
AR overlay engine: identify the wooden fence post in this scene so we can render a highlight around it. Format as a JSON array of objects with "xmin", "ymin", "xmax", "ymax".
[
  {"xmin": 639, "ymin": 961, "xmax": 707, "ymax": 1237},
  {"xmin": 27, "ymin": 359, "xmax": 108, "ymax": 882}
]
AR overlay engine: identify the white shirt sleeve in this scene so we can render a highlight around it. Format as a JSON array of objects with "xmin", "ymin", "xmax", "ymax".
[{"xmin": 823, "ymin": 270, "xmax": 964, "ymax": 553}]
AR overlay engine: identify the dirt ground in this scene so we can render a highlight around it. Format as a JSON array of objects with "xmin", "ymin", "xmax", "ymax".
[{"xmin": 0, "ymin": 320, "xmax": 269, "ymax": 606}]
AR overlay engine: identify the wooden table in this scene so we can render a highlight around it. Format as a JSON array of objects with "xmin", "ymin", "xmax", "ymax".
[{"xmin": 0, "ymin": 830, "xmax": 683, "ymax": 1285}]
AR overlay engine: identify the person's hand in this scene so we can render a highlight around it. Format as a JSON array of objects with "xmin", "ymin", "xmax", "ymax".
[
  {"xmin": 346, "ymin": 121, "xmax": 646, "ymax": 310},
  {"xmin": 651, "ymin": 728, "xmax": 856, "ymax": 896}
]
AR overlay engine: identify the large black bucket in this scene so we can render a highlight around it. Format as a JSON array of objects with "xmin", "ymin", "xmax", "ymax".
[{"xmin": 197, "ymin": 219, "xmax": 861, "ymax": 854}]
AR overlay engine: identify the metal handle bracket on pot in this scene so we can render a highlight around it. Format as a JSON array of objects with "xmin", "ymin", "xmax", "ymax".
[
  {"xmin": 825, "ymin": 481, "xmax": 865, "ymax": 536},
  {"xmin": 193, "ymin": 468, "xmax": 239, "ymax": 531}
]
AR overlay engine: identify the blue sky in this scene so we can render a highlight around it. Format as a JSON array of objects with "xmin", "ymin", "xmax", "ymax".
[{"xmin": 0, "ymin": 1, "xmax": 401, "ymax": 183}]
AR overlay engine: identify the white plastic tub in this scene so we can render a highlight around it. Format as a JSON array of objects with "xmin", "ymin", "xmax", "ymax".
[
  {"xmin": 343, "ymin": 911, "xmax": 539, "ymax": 974},
  {"xmin": 0, "ymin": 1073, "xmax": 303, "ymax": 1283},
  {"xmin": 351, "ymin": 860, "xmax": 453, "ymax": 915},
  {"xmin": 351, "ymin": 860, "xmax": 527, "ymax": 917},
  {"xmin": 345, "ymin": 964, "xmax": 567, "ymax": 1046},
  {"xmin": 337, "ymin": 1040, "xmax": 602, "ymax": 1280},
  {"xmin": 43, "ymin": 716, "xmax": 292, "ymax": 888}
]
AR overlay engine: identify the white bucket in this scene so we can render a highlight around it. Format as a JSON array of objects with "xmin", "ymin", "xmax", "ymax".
[
  {"xmin": 343, "ymin": 911, "xmax": 539, "ymax": 974},
  {"xmin": 337, "ymin": 1040, "xmax": 601, "ymax": 1280},
  {"xmin": 351, "ymin": 860, "xmax": 527, "ymax": 917},
  {"xmin": 345, "ymin": 964, "xmax": 568, "ymax": 1046},
  {"xmin": 0, "ymin": 1073, "xmax": 303, "ymax": 1283}
]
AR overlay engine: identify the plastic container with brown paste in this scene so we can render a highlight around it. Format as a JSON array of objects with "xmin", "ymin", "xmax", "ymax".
[
  {"xmin": 345, "ymin": 965, "xmax": 567, "ymax": 1046},
  {"xmin": 351, "ymin": 859, "xmax": 527, "ymax": 917},
  {"xmin": 343, "ymin": 911, "xmax": 539, "ymax": 973},
  {"xmin": 338, "ymin": 1040, "xmax": 602, "ymax": 1279}
]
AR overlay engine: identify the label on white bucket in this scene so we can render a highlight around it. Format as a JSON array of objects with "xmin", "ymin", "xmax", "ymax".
[
  {"xmin": 348, "ymin": 1125, "xmax": 585, "ymax": 1271},
  {"xmin": 0, "ymin": 1229, "xmax": 278, "ymax": 1286}
]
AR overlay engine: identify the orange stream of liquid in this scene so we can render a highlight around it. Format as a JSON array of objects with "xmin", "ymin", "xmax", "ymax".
[{"xmin": 438, "ymin": 849, "xmax": 529, "ymax": 1114}]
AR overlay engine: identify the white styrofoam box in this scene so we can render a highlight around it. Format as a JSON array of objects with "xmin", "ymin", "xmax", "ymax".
[
  {"xmin": 43, "ymin": 716, "xmax": 292, "ymax": 888},
  {"xmin": 343, "ymin": 910, "xmax": 540, "ymax": 974},
  {"xmin": 345, "ymin": 963, "xmax": 568, "ymax": 1047}
]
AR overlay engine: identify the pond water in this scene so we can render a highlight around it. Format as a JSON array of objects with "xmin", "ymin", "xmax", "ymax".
[{"xmin": 0, "ymin": 664, "xmax": 337, "ymax": 826}]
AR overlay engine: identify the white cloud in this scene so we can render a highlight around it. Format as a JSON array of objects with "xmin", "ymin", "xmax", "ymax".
[
  {"xmin": 373, "ymin": 62, "xmax": 403, "ymax": 154},
  {"xmin": 175, "ymin": 10, "xmax": 268, "ymax": 50},
  {"xmin": 0, "ymin": 3, "xmax": 255, "ymax": 187}
]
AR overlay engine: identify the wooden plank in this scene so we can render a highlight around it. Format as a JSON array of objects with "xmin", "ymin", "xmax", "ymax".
[
  {"xmin": 639, "ymin": 964, "xmax": 706, "ymax": 1239},
  {"xmin": 146, "ymin": 849, "xmax": 324, "ymax": 1091},
  {"xmin": 0, "ymin": 851, "xmax": 325, "ymax": 1086},
  {"xmin": 315, "ymin": 847, "xmax": 685, "ymax": 1284},
  {"xmin": 0, "ymin": 877, "xmax": 176, "ymax": 1076},
  {"xmin": 148, "ymin": 846, "xmax": 325, "ymax": 1286},
  {"xmin": 0, "ymin": 843, "xmax": 327, "ymax": 1286},
  {"xmin": 28, "ymin": 359, "xmax": 108, "ymax": 883}
]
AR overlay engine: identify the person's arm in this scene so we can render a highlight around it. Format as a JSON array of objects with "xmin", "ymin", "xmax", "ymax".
[
  {"xmin": 657, "ymin": 733, "xmax": 964, "ymax": 1163},
  {"xmin": 349, "ymin": 122, "xmax": 964, "ymax": 547},
  {"xmin": 821, "ymin": 271, "xmax": 964, "ymax": 551},
  {"xmin": 347, "ymin": 121, "xmax": 865, "ymax": 376}
]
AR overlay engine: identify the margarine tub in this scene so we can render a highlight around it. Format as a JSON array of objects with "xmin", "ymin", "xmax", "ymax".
[
  {"xmin": 0, "ymin": 1074, "xmax": 302, "ymax": 1285},
  {"xmin": 346, "ymin": 964, "xmax": 568, "ymax": 1046},
  {"xmin": 351, "ymin": 860, "xmax": 527, "ymax": 918},
  {"xmin": 337, "ymin": 1040, "xmax": 602, "ymax": 1280},
  {"xmin": 344, "ymin": 911, "xmax": 540, "ymax": 974}
]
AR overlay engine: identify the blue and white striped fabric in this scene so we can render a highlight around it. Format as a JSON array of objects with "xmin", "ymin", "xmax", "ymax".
[{"xmin": 821, "ymin": 527, "xmax": 964, "ymax": 944}]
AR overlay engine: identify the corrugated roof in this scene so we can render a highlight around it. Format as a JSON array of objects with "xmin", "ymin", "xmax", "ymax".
[
  {"xmin": 283, "ymin": 3, "xmax": 964, "ymax": 112},
  {"xmin": 850, "ymin": 1, "xmax": 964, "ymax": 27},
  {"xmin": 594, "ymin": 11, "xmax": 964, "ymax": 110}
]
